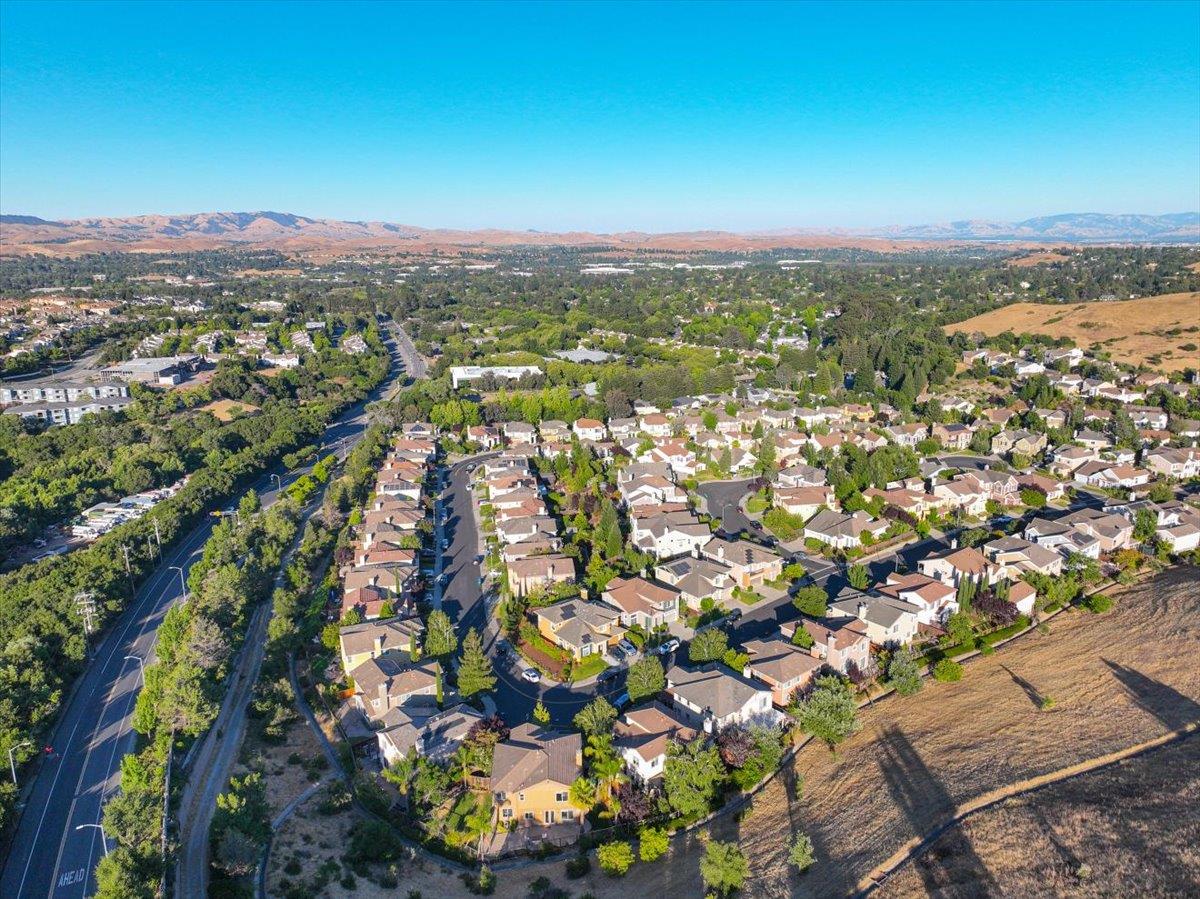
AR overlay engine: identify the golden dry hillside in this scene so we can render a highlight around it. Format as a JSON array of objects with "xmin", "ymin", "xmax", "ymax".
[{"xmin": 946, "ymin": 292, "xmax": 1200, "ymax": 371}]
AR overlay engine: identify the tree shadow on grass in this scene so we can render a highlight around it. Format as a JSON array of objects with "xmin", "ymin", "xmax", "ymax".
[
  {"xmin": 1102, "ymin": 659, "xmax": 1200, "ymax": 732},
  {"xmin": 875, "ymin": 725, "xmax": 997, "ymax": 898},
  {"xmin": 1001, "ymin": 664, "xmax": 1048, "ymax": 709}
]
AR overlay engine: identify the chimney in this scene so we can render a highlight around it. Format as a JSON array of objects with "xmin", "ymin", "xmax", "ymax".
[
  {"xmin": 377, "ymin": 681, "xmax": 389, "ymax": 708},
  {"xmin": 374, "ymin": 634, "xmax": 385, "ymax": 656},
  {"xmin": 856, "ymin": 602, "xmax": 868, "ymax": 621}
]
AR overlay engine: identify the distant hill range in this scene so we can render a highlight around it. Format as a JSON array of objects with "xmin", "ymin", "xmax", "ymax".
[{"xmin": 0, "ymin": 210, "xmax": 1195, "ymax": 256}]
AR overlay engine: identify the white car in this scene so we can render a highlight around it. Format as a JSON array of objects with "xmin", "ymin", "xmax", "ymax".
[
  {"xmin": 656, "ymin": 638, "xmax": 680, "ymax": 656},
  {"xmin": 521, "ymin": 668, "xmax": 541, "ymax": 683},
  {"xmin": 617, "ymin": 639, "xmax": 638, "ymax": 656}
]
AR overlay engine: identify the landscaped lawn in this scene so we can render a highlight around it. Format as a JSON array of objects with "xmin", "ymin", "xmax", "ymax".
[{"xmin": 569, "ymin": 653, "xmax": 609, "ymax": 682}]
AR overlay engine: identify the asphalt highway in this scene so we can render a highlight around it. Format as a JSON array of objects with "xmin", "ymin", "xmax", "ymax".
[{"xmin": 0, "ymin": 324, "xmax": 418, "ymax": 899}]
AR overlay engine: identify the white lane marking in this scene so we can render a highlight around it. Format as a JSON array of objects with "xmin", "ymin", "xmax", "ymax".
[
  {"xmin": 55, "ymin": 868, "xmax": 86, "ymax": 889},
  {"xmin": 17, "ymin": 522, "xmax": 211, "ymax": 897}
]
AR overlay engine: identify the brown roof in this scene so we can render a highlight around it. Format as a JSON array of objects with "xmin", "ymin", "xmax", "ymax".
[
  {"xmin": 602, "ymin": 576, "xmax": 680, "ymax": 615},
  {"xmin": 614, "ymin": 701, "xmax": 698, "ymax": 763},
  {"xmin": 491, "ymin": 724, "xmax": 581, "ymax": 793}
]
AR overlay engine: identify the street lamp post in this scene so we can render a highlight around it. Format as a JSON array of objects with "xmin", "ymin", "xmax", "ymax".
[
  {"xmin": 75, "ymin": 823, "xmax": 110, "ymax": 856},
  {"xmin": 270, "ymin": 473, "xmax": 282, "ymax": 492},
  {"xmin": 168, "ymin": 565, "xmax": 188, "ymax": 602},
  {"xmin": 8, "ymin": 740, "xmax": 31, "ymax": 786},
  {"xmin": 124, "ymin": 655, "xmax": 145, "ymax": 686}
]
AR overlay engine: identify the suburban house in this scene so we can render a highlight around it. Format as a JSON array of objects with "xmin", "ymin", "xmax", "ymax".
[
  {"xmin": 654, "ymin": 555, "xmax": 736, "ymax": 609},
  {"xmin": 918, "ymin": 546, "xmax": 1001, "ymax": 588},
  {"xmin": 827, "ymin": 590, "xmax": 920, "ymax": 647},
  {"xmin": 875, "ymin": 572, "xmax": 959, "ymax": 625},
  {"xmin": 1144, "ymin": 447, "xmax": 1200, "ymax": 480},
  {"xmin": 774, "ymin": 486, "xmax": 834, "ymax": 519},
  {"xmin": 614, "ymin": 702, "xmax": 699, "ymax": 784},
  {"xmin": 699, "ymin": 537, "xmax": 784, "ymax": 588},
  {"xmin": 665, "ymin": 664, "xmax": 780, "ymax": 733},
  {"xmin": 507, "ymin": 553, "xmax": 575, "ymax": 598},
  {"xmin": 631, "ymin": 510, "xmax": 711, "ymax": 559},
  {"xmin": 778, "ymin": 617, "xmax": 872, "ymax": 676},
  {"xmin": 1017, "ymin": 472, "xmax": 1067, "ymax": 503},
  {"xmin": 600, "ymin": 576, "xmax": 681, "ymax": 630},
  {"xmin": 741, "ymin": 637, "xmax": 822, "ymax": 707},
  {"xmin": 803, "ymin": 509, "xmax": 889, "ymax": 549},
  {"xmin": 991, "ymin": 429, "xmax": 1047, "ymax": 458},
  {"xmin": 931, "ymin": 422, "xmax": 973, "ymax": 450},
  {"xmin": 338, "ymin": 615, "xmax": 424, "ymax": 674},
  {"xmin": 533, "ymin": 600, "xmax": 624, "ymax": 660},
  {"xmin": 377, "ymin": 703, "xmax": 484, "ymax": 767},
  {"xmin": 1072, "ymin": 461, "xmax": 1151, "ymax": 490},
  {"xmin": 348, "ymin": 657, "xmax": 440, "ymax": 722},
  {"xmin": 983, "ymin": 536, "xmax": 1065, "ymax": 578},
  {"xmin": 491, "ymin": 725, "xmax": 583, "ymax": 829},
  {"xmin": 572, "ymin": 418, "xmax": 607, "ymax": 441},
  {"xmin": 777, "ymin": 462, "xmax": 827, "ymax": 489}
]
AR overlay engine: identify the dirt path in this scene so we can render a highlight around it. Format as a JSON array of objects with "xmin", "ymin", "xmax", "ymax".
[
  {"xmin": 875, "ymin": 727, "xmax": 1200, "ymax": 898},
  {"xmin": 861, "ymin": 723, "xmax": 1199, "ymax": 895}
]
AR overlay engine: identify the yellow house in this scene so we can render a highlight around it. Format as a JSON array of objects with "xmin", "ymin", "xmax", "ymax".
[
  {"xmin": 337, "ymin": 616, "xmax": 423, "ymax": 673},
  {"xmin": 490, "ymin": 724, "xmax": 582, "ymax": 828},
  {"xmin": 532, "ymin": 600, "xmax": 623, "ymax": 660}
]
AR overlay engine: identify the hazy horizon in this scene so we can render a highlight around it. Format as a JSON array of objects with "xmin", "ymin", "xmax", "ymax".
[{"xmin": 1, "ymin": 1, "xmax": 1198, "ymax": 230}]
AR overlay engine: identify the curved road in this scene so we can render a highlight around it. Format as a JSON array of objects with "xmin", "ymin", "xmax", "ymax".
[{"xmin": 0, "ymin": 323, "xmax": 417, "ymax": 899}]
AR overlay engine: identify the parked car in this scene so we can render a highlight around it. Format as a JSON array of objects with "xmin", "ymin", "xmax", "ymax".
[
  {"xmin": 656, "ymin": 638, "xmax": 680, "ymax": 656},
  {"xmin": 612, "ymin": 691, "xmax": 631, "ymax": 710},
  {"xmin": 598, "ymin": 667, "xmax": 621, "ymax": 683},
  {"xmin": 617, "ymin": 639, "xmax": 638, "ymax": 656},
  {"xmin": 521, "ymin": 668, "xmax": 541, "ymax": 683},
  {"xmin": 726, "ymin": 609, "xmax": 742, "ymax": 623}
]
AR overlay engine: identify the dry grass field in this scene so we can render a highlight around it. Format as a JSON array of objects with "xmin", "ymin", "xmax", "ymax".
[
  {"xmin": 1006, "ymin": 251, "xmax": 1071, "ymax": 268},
  {"xmin": 945, "ymin": 293, "xmax": 1200, "ymax": 371},
  {"xmin": 877, "ymin": 733, "xmax": 1200, "ymax": 898},
  {"xmin": 198, "ymin": 398, "xmax": 260, "ymax": 421},
  {"xmin": 266, "ymin": 567, "xmax": 1200, "ymax": 898}
]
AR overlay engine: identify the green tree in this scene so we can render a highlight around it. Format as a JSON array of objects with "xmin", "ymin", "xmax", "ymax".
[
  {"xmin": 933, "ymin": 658, "xmax": 963, "ymax": 682},
  {"xmin": 573, "ymin": 696, "xmax": 617, "ymax": 737},
  {"xmin": 1133, "ymin": 507, "xmax": 1158, "ymax": 542},
  {"xmin": 457, "ymin": 628, "xmax": 495, "ymax": 698},
  {"xmin": 700, "ymin": 840, "xmax": 749, "ymax": 895},
  {"xmin": 532, "ymin": 699, "xmax": 551, "ymax": 724},
  {"xmin": 885, "ymin": 648, "xmax": 923, "ymax": 697},
  {"xmin": 626, "ymin": 656, "xmax": 665, "ymax": 704},
  {"xmin": 568, "ymin": 775, "xmax": 597, "ymax": 811},
  {"xmin": 663, "ymin": 739, "xmax": 726, "ymax": 818},
  {"xmin": 597, "ymin": 840, "xmax": 635, "ymax": 876},
  {"xmin": 788, "ymin": 833, "xmax": 815, "ymax": 872},
  {"xmin": 639, "ymin": 825, "xmax": 670, "ymax": 862},
  {"xmin": 689, "ymin": 627, "xmax": 728, "ymax": 663},
  {"xmin": 792, "ymin": 585, "xmax": 828, "ymax": 617},
  {"xmin": 424, "ymin": 609, "xmax": 457, "ymax": 658},
  {"xmin": 793, "ymin": 675, "xmax": 859, "ymax": 753},
  {"xmin": 847, "ymin": 563, "xmax": 869, "ymax": 591}
]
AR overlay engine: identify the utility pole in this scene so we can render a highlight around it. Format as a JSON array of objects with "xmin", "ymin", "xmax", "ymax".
[
  {"xmin": 122, "ymin": 544, "xmax": 134, "ymax": 593},
  {"xmin": 153, "ymin": 519, "xmax": 162, "ymax": 557},
  {"xmin": 75, "ymin": 591, "xmax": 97, "ymax": 653}
]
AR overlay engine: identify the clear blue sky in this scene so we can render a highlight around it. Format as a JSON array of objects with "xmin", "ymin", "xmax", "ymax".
[{"xmin": 2, "ymin": 0, "xmax": 1198, "ymax": 231}]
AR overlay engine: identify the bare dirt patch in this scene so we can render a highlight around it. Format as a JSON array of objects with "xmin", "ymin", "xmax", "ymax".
[
  {"xmin": 945, "ymin": 293, "xmax": 1200, "ymax": 371},
  {"xmin": 876, "ymin": 732, "xmax": 1200, "ymax": 899},
  {"xmin": 1006, "ymin": 251, "xmax": 1071, "ymax": 268},
  {"xmin": 198, "ymin": 398, "xmax": 260, "ymax": 421}
]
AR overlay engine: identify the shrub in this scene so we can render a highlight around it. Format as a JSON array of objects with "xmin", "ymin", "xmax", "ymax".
[
  {"xmin": 565, "ymin": 855, "xmax": 591, "ymax": 879},
  {"xmin": 597, "ymin": 840, "xmax": 635, "ymax": 876},
  {"xmin": 932, "ymin": 659, "xmax": 963, "ymax": 682},
  {"xmin": 461, "ymin": 866, "xmax": 496, "ymax": 895},
  {"xmin": 638, "ymin": 825, "xmax": 670, "ymax": 862},
  {"xmin": 788, "ymin": 833, "xmax": 815, "ymax": 872},
  {"xmin": 1083, "ymin": 592, "xmax": 1113, "ymax": 613}
]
